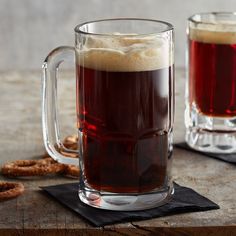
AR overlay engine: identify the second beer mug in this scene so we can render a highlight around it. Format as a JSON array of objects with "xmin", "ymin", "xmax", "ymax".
[
  {"xmin": 42, "ymin": 19, "xmax": 174, "ymax": 210},
  {"xmin": 185, "ymin": 12, "xmax": 236, "ymax": 155}
]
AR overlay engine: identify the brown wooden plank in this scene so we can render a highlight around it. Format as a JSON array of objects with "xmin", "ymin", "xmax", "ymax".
[{"xmin": 0, "ymin": 226, "xmax": 235, "ymax": 236}]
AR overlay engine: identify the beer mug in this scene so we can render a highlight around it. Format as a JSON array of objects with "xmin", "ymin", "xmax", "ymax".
[
  {"xmin": 42, "ymin": 18, "xmax": 174, "ymax": 210},
  {"xmin": 185, "ymin": 12, "xmax": 236, "ymax": 155}
]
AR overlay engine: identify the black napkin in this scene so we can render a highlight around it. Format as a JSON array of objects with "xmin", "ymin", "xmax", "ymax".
[
  {"xmin": 41, "ymin": 182, "xmax": 219, "ymax": 227},
  {"xmin": 175, "ymin": 142, "xmax": 236, "ymax": 165}
]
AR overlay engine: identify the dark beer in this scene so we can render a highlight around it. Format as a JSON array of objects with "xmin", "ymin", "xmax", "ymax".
[
  {"xmin": 189, "ymin": 30, "xmax": 236, "ymax": 117},
  {"xmin": 76, "ymin": 65, "xmax": 173, "ymax": 193}
]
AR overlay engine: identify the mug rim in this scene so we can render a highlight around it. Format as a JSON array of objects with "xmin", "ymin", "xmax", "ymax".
[
  {"xmin": 188, "ymin": 12, "xmax": 236, "ymax": 25},
  {"xmin": 74, "ymin": 18, "xmax": 173, "ymax": 37}
]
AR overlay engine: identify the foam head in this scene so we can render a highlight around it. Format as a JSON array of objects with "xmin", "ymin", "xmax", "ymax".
[
  {"xmin": 76, "ymin": 34, "xmax": 172, "ymax": 72},
  {"xmin": 189, "ymin": 23, "xmax": 236, "ymax": 44}
]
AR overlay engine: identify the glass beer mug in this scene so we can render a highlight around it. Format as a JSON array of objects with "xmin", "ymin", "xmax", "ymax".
[
  {"xmin": 185, "ymin": 12, "xmax": 236, "ymax": 155},
  {"xmin": 42, "ymin": 18, "xmax": 174, "ymax": 210}
]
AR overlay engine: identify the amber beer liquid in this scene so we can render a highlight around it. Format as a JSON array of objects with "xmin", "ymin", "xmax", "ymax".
[
  {"xmin": 186, "ymin": 13, "xmax": 236, "ymax": 155},
  {"xmin": 42, "ymin": 19, "xmax": 174, "ymax": 210},
  {"xmin": 76, "ymin": 37, "xmax": 173, "ymax": 193},
  {"xmin": 189, "ymin": 28, "xmax": 236, "ymax": 117}
]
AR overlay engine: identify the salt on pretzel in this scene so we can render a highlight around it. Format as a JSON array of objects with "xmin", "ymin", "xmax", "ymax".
[
  {"xmin": 0, "ymin": 181, "xmax": 24, "ymax": 201},
  {"xmin": 1, "ymin": 158, "xmax": 66, "ymax": 177}
]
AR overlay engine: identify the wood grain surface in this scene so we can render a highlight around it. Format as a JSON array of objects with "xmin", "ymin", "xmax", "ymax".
[{"xmin": 0, "ymin": 69, "xmax": 235, "ymax": 235}]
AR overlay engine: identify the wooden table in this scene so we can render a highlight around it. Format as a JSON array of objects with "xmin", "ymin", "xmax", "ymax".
[{"xmin": 0, "ymin": 69, "xmax": 235, "ymax": 235}]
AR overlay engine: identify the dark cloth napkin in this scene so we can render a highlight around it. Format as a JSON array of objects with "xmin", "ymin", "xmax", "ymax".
[
  {"xmin": 41, "ymin": 182, "xmax": 219, "ymax": 227},
  {"xmin": 175, "ymin": 142, "xmax": 236, "ymax": 165}
]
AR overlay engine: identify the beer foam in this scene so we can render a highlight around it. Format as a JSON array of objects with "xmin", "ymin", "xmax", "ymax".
[
  {"xmin": 190, "ymin": 24, "xmax": 236, "ymax": 44},
  {"xmin": 76, "ymin": 35, "xmax": 172, "ymax": 71}
]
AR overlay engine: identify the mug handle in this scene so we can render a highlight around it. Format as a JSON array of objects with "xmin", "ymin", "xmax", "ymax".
[{"xmin": 42, "ymin": 46, "xmax": 78, "ymax": 165}]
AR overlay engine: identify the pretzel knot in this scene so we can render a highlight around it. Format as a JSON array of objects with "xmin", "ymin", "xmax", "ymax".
[
  {"xmin": 1, "ymin": 158, "xmax": 66, "ymax": 177},
  {"xmin": 0, "ymin": 182, "xmax": 24, "ymax": 201}
]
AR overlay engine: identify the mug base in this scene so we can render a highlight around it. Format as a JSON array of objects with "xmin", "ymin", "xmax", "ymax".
[
  {"xmin": 185, "ymin": 104, "xmax": 236, "ymax": 154},
  {"xmin": 78, "ymin": 183, "xmax": 174, "ymax": 211},
  {"xmin": 186, "ymin": 127, "xmax": 236, "ymax": 154}
]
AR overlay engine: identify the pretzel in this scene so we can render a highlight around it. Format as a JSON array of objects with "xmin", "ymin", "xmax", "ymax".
[
  {"xmin": 59, "ymin": 150, "xmax": 78, "ymax": 158},
  {"xmin": 60, "ymin": 134, "xmax": 78, "ymax": 158},
  {"xmin": 64, "ymin": 165, "xmax": 80, "ymax": 178},
  {"xmin": 42, "ymin": 135, "xmax": 78, "ymax": 157},
  {"xmin": 1, "ymin": 158, "xmax": 66, "ymax": 177},
  {"xmin": 1, "ymin": 135, "xmax": 79, "ymax": 178},
  {"xmin": 40, "ymin": 158, "xmax": 67, "ymax": 174},
  {"xmin": 0, "ymin": 181, "xmax": 24, "ymax": 201},
  {"xmin": 62, "ymin": 135, "xmax": 78, "ymax": 150}
]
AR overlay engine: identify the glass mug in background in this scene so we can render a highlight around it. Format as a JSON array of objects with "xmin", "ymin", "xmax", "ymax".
[
  {"xmin": 185, "ymin": 12, "xmax": 236, "ymax": 155},
  {"xmin": 42, "ymin": 19, "xmax": 174, "ymax": 210}
]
